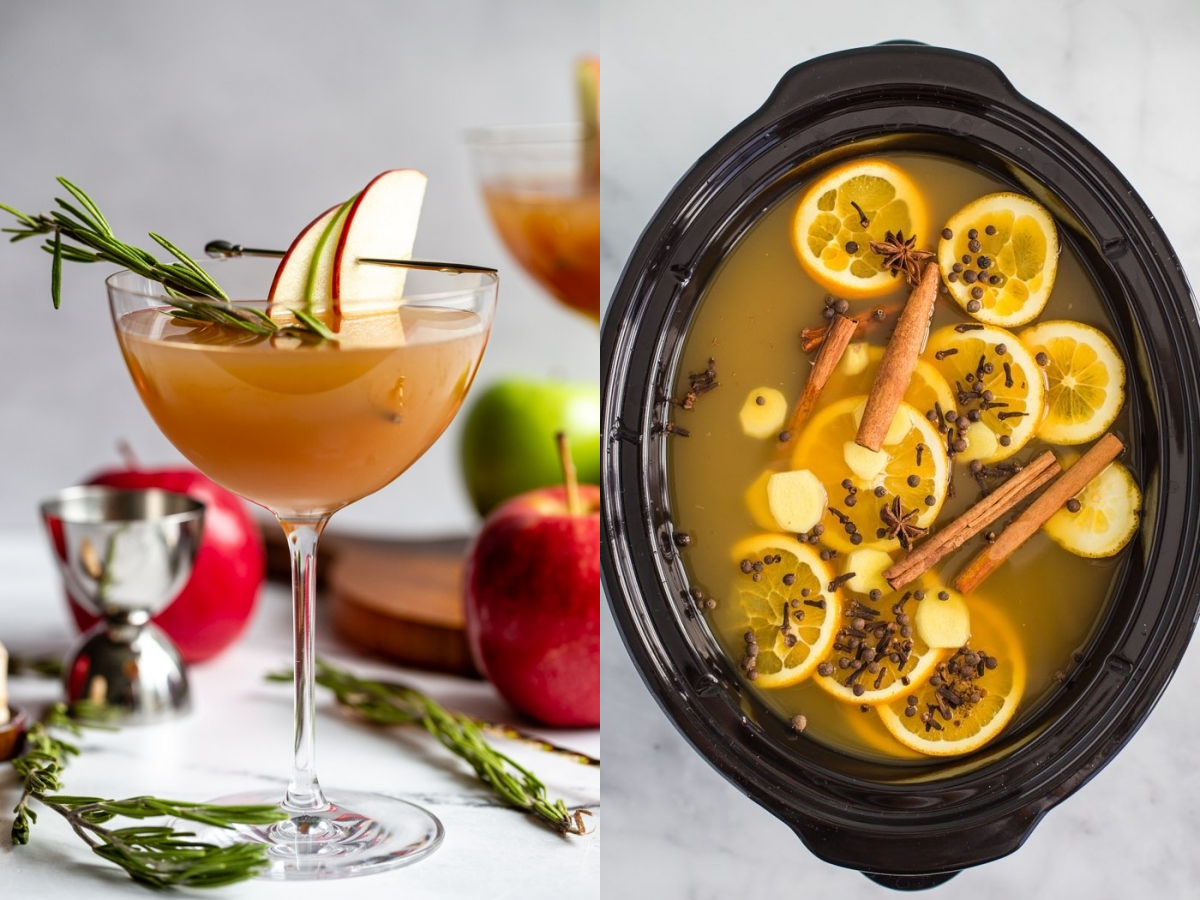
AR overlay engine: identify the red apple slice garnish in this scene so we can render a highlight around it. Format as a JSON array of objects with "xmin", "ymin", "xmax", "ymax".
[
  {"xmin": 267, "ymin": 202, "xmax": 343, "ymax": 315},
  {"xmin": 332, "ymin": 169, "xmax": 427, "ymax": 317}
]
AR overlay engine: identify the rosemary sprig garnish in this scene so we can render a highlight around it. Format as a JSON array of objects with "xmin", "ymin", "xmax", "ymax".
[
  {"xmin": 1, "ymin": 177, "xmax": 334, "ymax": 341},
  {"xmin": 267, "ymin": 659, "xmax": 595, "ymax": 836},
  {"xmin": 9, "ymin": 702, "xmax": 286, "ymax": 888}
]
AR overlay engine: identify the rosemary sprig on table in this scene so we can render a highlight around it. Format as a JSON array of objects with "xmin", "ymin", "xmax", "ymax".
[
  {"xmin": 268, "ymin": 659, "xmax": 594, "ymax": 835},
  {"xmin": 9, "ymin": 702, "xmax": 286, "ymax": 888},
  {"xmin": 6, "ymin": 653, "xmax": 63, "ymax": 679},
  {"xmin": 1, "ymin": 177, "xmax": 334, "ymax": 340}
]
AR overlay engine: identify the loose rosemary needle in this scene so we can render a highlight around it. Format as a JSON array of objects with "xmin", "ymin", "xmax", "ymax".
[{"xmin": 0, "ymin": 177, "xmax": 333, "ymax": 340}]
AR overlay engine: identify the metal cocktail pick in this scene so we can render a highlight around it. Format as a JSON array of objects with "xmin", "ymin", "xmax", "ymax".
[
  {"xmin": 41, "ymin": 486, "xmax": 204, "ymax": 724},
  {"xmin": 204, "ymin": 240, "xmax": 498, "ymax": 275}
]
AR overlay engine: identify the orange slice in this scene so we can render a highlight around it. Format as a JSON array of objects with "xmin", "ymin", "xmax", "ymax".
[
  {"xmin": 937, "ymin": 192, "xmax": 1059, "ymax": 326},
  {"xmin": 791, "ymin": 159, "xmax": 929, "ymax": 300},
  {"xmin": 789, "ymin": 395, "xmax": 949, "ymax": 553},
  {"xmin": 923, "ymin": 323, "xmax": 1045, "ymax": 463},
  {"xmin": 876, "ymin": 601, "xmax": 1025, "ymax": 757},
  {"xmin": 813, "ymin": 585, "xmax": 946, "ymax": 706},
  {"xmin": 729, "ymin": 534, "xmax": 841, "ymax": 688},
  {"xmin": 907, "ymin": 359, "xmax": 958, "ymax": 423},
  {"xmin": 1043, "ymin": 460, "xmax": 1141, "ymax": 558}
]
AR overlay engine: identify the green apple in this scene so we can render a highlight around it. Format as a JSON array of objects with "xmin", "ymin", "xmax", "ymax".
[{"xmin": 460, "ymin": 378, "xmax": 601, "ymax": 516}]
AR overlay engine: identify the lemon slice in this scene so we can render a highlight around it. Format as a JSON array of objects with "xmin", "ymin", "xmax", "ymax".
[
  {"xmin": 789, "ymin": 396, "xmax": 949, "ymax": 553},
  {"xmin": 1044, "ymin": 460, "xmax": 1141, "ymax": 558},
  {"xmin": 1019, "ymin": 320, "xmax": 1126, "ymax": 445},
  {"xmin": 923, "ymin": 323, "xmax": 1045, "ymax": 463},
  {"xmin": 877, "ymin": 601, "xmax": 1025, "ymax": 757},
  {"xmin": 729, "ymin": 534, "xmax": 842, "ymax": 688},
  {"xmin": 937, "ymin": 193, "xmax": 1059, "ymax": 326},
  {"xmin": 813, "ymin": 586, "xmax": 946, "ymax": 706},
  {"xmin": 792, "ymin": 158, "xmax": 929, "ymax": 300}
]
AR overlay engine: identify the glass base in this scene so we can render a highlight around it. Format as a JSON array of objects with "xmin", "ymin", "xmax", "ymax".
[{"xmin": 197, "ymin": 789, "xmax": 443, "ymax": 880}]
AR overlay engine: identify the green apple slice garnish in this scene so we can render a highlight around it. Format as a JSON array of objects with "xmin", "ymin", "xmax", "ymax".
[{"xmin": 304, "ymin": 195, "xmax": 356, "ymax": 313}]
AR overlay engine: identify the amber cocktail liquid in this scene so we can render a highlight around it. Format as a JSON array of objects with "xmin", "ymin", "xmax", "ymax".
[
  {"xmin": 667, "ymin": 152, "xmax": 1139, "ymax": 763},
  {"xmin": 483, "ymin": 185, "xmax": 600, "ymax": 322},
  {"xmin": 117, "ymin": 308, "xmax": 487, "ymax": 517}
]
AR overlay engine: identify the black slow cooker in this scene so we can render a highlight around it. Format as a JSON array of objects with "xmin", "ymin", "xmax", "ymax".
[{"xmin": 602, "ymin": 43, "xmax": 1200, "ymax": 889}]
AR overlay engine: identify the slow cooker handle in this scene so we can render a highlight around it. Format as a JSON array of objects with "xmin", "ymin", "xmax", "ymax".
[
  {"xmin": 787, "ymin": 819, "xmax": 965, "ymax": 889},
  {"xmin": 758, "ymin": 42, "xmax": 1022, "ymax": 121},
  {"xmin": 863, "ymin": 870, "xmax": 961, "ymax": 891}
]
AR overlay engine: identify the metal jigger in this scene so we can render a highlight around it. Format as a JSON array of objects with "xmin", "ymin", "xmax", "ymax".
[{"xmin": 40, "ymin": 486, "xmax": 205, "ymax": 724}]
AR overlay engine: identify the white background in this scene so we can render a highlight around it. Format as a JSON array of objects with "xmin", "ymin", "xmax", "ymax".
[{"xmin": 0, "ymin": 0, "xmax": 602, "ymax": 537}]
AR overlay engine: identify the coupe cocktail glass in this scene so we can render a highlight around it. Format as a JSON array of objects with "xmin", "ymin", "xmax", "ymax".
[
  {"xmin": 106, "ymin": 256, "xmax": 497, "ymax": 879},
  {"xmin": 468, "ymin": 123, "xmax": 599, "ymax": 323}
]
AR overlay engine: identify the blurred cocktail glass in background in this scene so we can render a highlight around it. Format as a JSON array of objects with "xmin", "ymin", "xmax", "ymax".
[{"xmin": 468, "ymin": 61, "xmax": 599, "ymax": 323}]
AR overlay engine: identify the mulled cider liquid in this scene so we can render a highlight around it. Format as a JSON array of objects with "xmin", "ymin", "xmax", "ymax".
[{"xmin": 667, "ymin": 153, "xmax": 1133, "ymax": 763}]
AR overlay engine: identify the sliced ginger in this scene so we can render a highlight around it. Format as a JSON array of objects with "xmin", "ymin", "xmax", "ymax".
[
  {"xmin": 739, "ymin": 387, "xmax": 788, "ymax": 439},
  {"xmin": 914, "ymin": 588, "xmax": 972, "ymax": 649},
  {"xmin": 766, "ymin": 469, "xmax": 827, "ymax": 534}
]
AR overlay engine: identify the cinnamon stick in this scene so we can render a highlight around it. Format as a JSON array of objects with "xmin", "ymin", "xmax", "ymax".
[
  {"xmin": 954, "ymin": 433, "xmax": 1125, "ymax": 594},
  {"xmin": 774, "ymin": 312, "xmax": 857, "ymax": 464},
  {"xmin": 884, "ymin": 450, "xmax": 1061, "ymax": 590},
  {"xmin": 800, "ymin": 301, "xmax": 900, "ymax": 353},
  {"xmin": 856, "ymin": 263, "xmax": 940, "ymax": 452}
]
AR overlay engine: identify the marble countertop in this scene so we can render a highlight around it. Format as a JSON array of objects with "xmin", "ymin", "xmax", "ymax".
[
  {"xmin": 602, "ymin": 609, "xmax": 1200, "ymax": 897},
  {"xmin": 0, "ymin": 532, "xmax": 600, "ymax": 898},
  {"xmin": 599, "ymin": 1, "xmax": 1200, "ymax": 896}
]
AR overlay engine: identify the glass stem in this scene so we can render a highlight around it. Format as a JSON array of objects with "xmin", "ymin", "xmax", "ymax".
[{"xmin": 280, "ymin": 517, "xmax": 330, "ymax": 813}]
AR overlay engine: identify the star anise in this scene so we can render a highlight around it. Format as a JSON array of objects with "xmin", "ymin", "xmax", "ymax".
[
  {"xmin": 869, "ymin": 230, "xmax": 935, "ymax": 287},
  {"xmin": 879, "ymin": 495, "xmax": 928, "ymax": 552}
]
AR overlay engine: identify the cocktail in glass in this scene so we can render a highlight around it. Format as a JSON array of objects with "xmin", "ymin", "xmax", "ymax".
[
  {"xmin": 106, "ymin": 256, "xmax": 497, "ymax": 879},
  {"xmin": 468, "ymin": 123, "xmax": 599, "ymax": 323}
]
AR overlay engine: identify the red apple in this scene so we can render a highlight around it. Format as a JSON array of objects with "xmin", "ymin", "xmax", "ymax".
[
  {"xmin": 69, "ymin": 462, "xmax": 266, "ymax": 663},
  {"xmin": 463, "ymin": 482, "xmax": 600, "ymax": 728}
]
